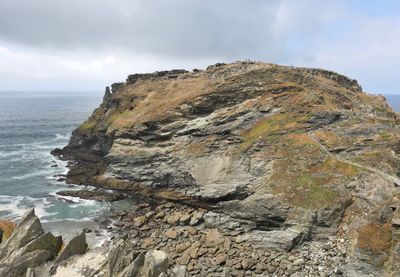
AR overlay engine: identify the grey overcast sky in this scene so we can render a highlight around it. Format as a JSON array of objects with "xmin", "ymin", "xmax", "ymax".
[{"xmin": 0, "ymin": 0, "xmax": 400, "ymax": 94}]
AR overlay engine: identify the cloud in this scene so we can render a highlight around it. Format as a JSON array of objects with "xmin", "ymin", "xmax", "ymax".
[
  {"xmin": 299, "ymin": 15, "xmax": 400, "ymax": 94},
  {"xmin": 0, "ymin": 0, "xmax": 399, "ymax": 94},
  {"xmin": 0, "ymin": 0, "xmax": 276, "ymax": 59}
]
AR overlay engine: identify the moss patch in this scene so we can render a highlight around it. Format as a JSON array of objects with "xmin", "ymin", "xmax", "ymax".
[
  {"xmin": 78, "ymin": 119, "xmax": 96, "ymax": 131},
  {"xmin": 270, "ymin": 161, "xmax": 338, "ymax": 209},
  {"xmin": 240, "ymin": 112, "xmax": 310, "ymax": 150},
  {"xmin": 269, "ymin": 157, "xmax": 360, "ymax": 209},
  {"xmin": 313, "ymin": 157, "xmax": 360, "ymax": 178}
]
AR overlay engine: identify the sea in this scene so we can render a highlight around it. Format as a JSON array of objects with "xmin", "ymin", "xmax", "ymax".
[
  {"xmin": 0, "ymin": 90, "xmax": 133, "ymax": 244},
  {"xmin": 0, "ymin": 91, "xmax": 399, "ymax": 243}
]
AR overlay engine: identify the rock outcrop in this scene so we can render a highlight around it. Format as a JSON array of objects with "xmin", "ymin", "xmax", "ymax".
[
  {"xmin": 0, "ymin": 209, "xmax": 183, "ymax": 277},
  {"xmin": 53, "ymin": 61, "xmax": 400, "ymax": 276}
]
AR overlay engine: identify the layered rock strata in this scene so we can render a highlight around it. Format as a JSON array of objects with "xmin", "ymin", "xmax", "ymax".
[{"xmin": 53, "ymin": 61, "xmax": 400, "ymax": 276}]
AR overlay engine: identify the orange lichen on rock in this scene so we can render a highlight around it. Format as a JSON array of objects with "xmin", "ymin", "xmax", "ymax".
[
  {"xmin": 0, "ymin": 219, "xmax": 16, "ymax": 240},
  {"xmin": 357, "ymin": 223, "xmax": 392, "ymax": 252}
]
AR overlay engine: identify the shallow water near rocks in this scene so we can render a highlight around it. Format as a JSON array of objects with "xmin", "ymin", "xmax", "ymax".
[{"xmin": 0, "ymin": 90, "xmax": 132, "ymax": 245}]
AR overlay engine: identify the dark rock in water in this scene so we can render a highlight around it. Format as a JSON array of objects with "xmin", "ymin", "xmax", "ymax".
[
  {"xmin": 56, "ymin": 231, "xmax": 87, "ymax": 263},
  {"xmin": 100, "ymin": 219, "xmax": 113, "ymax": 228},
  {"xmin": 50, "ymin": 148, "xmax": 63, "ymax": 157},
  {"xmin": 56, "ymin": 189, "xmax": 124, "ymax": 202}
]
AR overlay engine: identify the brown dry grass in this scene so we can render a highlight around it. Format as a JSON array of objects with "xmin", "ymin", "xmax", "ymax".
[
  {"xmin": 314, "ymin": 130, "xmax": 346, "ymax": 148},
  {"xmin": 185, "ymin": 136, "xmax": 216, "ymax": 156},
  {"xmin": 111, "ymin": 77, "xmax": 218, "ymax": 128}
]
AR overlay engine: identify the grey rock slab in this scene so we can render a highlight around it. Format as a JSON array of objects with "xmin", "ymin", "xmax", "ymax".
[
  {"xmin": 172, "ymin": 265, "xmax": 188, "ymax": 277},
  {"xmin": 120, "ymin": 252, "xmax": 145, "ymax": 277},
  {"xmin": 144, "ymin": 250, "xmax": 169, "ymax": 277},
  {"xmin": 56, "ymin": 231, "xmax": 87, "ymax": 263},
  {"xmin": 0, "ymin": 249, "xmax": 52, "ymax": 277},
  {"xmin": 0, "ymin": 209, "xmax": 44, "ymax": 261},
  {"xmin": 18, "ymin": 232, "xmax": 62, "ymax": 258},
  {"xmin": 242, "ymin": 227, "xmax": 308, "ymax": 252},
  {"xmin": 108, "ymin": 239, "xmax": 138, "ymax": 276}
]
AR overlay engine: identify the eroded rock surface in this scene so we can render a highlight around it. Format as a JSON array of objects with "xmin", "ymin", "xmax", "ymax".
[{"xmin": 54, "ymin": 61, "xmax": 400, "ymax": 276}]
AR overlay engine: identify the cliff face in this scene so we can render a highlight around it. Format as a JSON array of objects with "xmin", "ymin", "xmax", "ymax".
[{"xmin": 56, "ymin": 61, "xmax": 400, "ymax": 275}]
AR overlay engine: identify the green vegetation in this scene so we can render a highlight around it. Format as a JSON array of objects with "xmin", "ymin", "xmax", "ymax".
[
  {"xmin": 78, "ymin": 119, "xmax": 96, "ymax": 131},
  {"xmin": 106, "ymin": 110, "xmax": 130, "ymax": 124},
  {"xmin": 269, "ymin": 157, "xmax": 360, "ymax": 209},
  {"xmin": 290, "ymin": 172, "xmax": 338, "ymax": 209},
  {"xmin": 378, "ymin": 131, "xmax": 391, "ymax": 139},
  {"xmin": 240, "ymin": 112, "xmax": 310, "ymax": 150}
]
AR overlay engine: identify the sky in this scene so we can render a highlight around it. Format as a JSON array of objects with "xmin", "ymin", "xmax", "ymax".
[{"xmin": 0, "ymin": 0, "xmax": 399, "ymax": 95}]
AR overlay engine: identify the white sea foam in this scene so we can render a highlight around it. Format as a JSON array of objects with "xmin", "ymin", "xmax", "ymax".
[
  {"xmin": 0, "ymin": 149, "xmax": 25, "ymax": 158},
  {"xmin": 11, "ymin": 169, "xmax": 53, "ymax": 180},
  {"xmin": 0, "ymin": 195, "xmax": 57, "ymax": 220},
  {"xmin": 55, "ymin": 133, "xmax": 70, "ymax": 140},
  {"xmin": 50, "ymin": 192, "xmax": 102, "ymax": 207}
]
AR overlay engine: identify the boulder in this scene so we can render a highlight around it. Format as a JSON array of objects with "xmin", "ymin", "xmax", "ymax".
[
  {"xmin": 144, "ymin": 250, "xmax": 169, "ymax": 277},
  {"xmin": 0, "ymin": 209, "xmax": 44, "ymax": 260},
  {"xmin": 56, "ymin": 231, "xmax": 87, "ymax": 263},
  {"xmin": 189, "ymin": 211, "xmax": 204, "ymax": 226},
  {"xmin": 0, "ymin": 249, "xmax": 52, "ymax": 277},
  {"xmin": 204, "ymin": 229, "xmax": 224, "ymax": 247},
  {"xmin": 1, "ymin": 232, "xmax": 62, "ymax": 272},
  {"xmin": 108, "ymin": 239, "xmax": 138, "ymax": 276},
  {"xmin": 25, "ymin": 267, "xmax": 35, "ymax": 277},
  {"xmin": 243, "ymin": 226, "xmax": 308, "ymax": 252},
  {"xmin": 172, "ymin": 265, "xmax": 187, "ymax": 277},
  {"xmin": 18, "ymin": 232, "xmax": 62, "ymax": 258},
  {"xmin": 120, "ymin": 252, "xmax": 145, "ymax": 277}
]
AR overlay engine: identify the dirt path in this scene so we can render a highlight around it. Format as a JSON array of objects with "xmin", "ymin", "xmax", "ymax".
[{"xmin": 308, "ymin": 131, "xmax": 400, "ymax": 187}]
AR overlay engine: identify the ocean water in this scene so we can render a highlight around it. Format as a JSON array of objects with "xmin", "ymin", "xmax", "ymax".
[{"xmin": 0, "ymin": 90, "xmax": 126, "ymax": 242}]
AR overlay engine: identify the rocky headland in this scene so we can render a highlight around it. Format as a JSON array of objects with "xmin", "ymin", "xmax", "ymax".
[{"xmin": 4, "ymin": 61, "xmax": 399, "ymax": 276}]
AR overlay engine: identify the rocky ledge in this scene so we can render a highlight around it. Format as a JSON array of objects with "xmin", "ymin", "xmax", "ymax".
[{"xmin": 53, "ymin": 61, "xmax": 400, "ymax": 276}]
